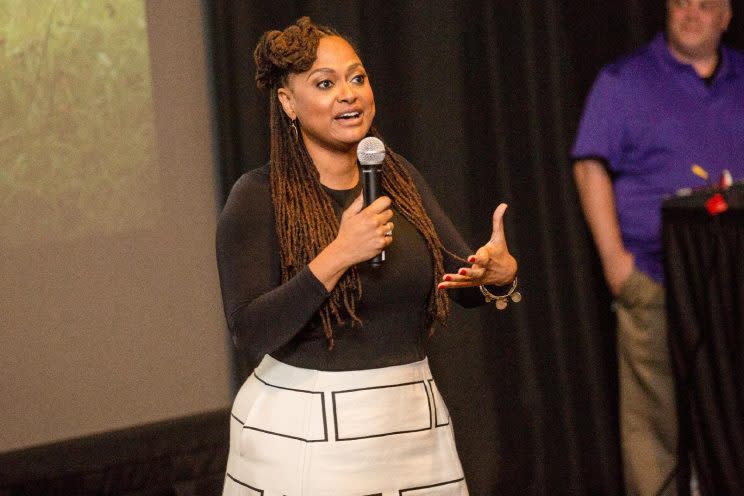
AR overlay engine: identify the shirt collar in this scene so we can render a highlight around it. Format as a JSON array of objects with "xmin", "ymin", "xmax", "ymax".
[{"xmin": 653, "ymin": 32, "xmax": 736, "ymax": 81}]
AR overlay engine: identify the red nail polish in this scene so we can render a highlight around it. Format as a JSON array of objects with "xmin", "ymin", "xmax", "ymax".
[
  {"xmin": 444, "ymin": 275, "xmax": 452, "ymax": 281},
  {"xmin": 437, "ymin": 283, "xmax": 445, "ymax": 290},
  {"xmin": 468, "ymin": 257, "xmax": 476, "ymax": 263},
  {"xmin": 458, "ymin": 269, "xmax": 467, "ymax": 276}
]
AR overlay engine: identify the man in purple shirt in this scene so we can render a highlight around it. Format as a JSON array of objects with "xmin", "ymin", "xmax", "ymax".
[{"xmin": 572, "ymin": 1, "xmax": 744, "ymax": 494}]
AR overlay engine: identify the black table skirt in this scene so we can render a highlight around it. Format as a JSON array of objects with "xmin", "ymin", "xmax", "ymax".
[
  {"xmin": 0, "ymin": 408, "xmax": 229, "ymax": 496},
  {"xmin": 662, "ymin": 183, "xmax": 744, "ymax": 496}
]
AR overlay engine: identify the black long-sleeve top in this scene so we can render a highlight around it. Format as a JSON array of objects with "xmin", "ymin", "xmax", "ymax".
[{"xmin": 216, "ymin": 157, "xmax": 483, "ymax": 371}]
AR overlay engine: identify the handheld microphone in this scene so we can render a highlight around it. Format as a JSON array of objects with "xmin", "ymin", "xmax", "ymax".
[{"xmin": 357, "ymin": 136, "xmax": 386, "ymax": 268}]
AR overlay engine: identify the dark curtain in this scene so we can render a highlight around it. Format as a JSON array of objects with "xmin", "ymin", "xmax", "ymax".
[{"xmin": 204, "ymin": 1, "xmax": 744, "ymax": 494}]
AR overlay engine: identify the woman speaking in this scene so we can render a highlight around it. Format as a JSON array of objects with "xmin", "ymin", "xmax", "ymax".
[{"xmin": 216, "ymin": 17, "xmax": 518, "ymax": 496}]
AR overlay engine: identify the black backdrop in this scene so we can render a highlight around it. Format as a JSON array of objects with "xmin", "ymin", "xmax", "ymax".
[{"xmin": 205, "ymin": 1, "xmax": 744, "ymax": 494}]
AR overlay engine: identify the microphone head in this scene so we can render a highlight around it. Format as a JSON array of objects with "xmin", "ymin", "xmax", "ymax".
[{"xmin": 357, "ymin": 137, "xmax": 386, "ymax": 166}]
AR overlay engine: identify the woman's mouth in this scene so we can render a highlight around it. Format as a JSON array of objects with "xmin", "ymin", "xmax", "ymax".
[{"xmin": 335, "ymin": 111, "xmax": 362, "ymax": 120}]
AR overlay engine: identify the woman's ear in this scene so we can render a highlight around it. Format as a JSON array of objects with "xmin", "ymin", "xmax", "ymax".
[{"xmin": 277, "ymin": 88, "xmax": 295, "ymax": 121}]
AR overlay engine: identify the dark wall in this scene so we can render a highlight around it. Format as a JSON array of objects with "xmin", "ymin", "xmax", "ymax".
[{"xmin": 206, "ymin": 1, "xmax": 744, "ymax": 494}]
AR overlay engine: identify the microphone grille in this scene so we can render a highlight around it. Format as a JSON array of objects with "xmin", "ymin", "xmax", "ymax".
[{"xmin": 357, "ymin": 137, "xmax": 386, "ymax": 165}]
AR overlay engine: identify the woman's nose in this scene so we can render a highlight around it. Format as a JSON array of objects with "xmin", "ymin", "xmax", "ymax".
[{"xmin": 336, "ymin": 81, "xmax": 357, "ymax": 102}]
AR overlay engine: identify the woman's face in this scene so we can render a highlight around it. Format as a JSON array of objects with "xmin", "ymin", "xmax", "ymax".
[{"xmin": 278, "ymin": 36, "xmax": 376, "ymax": 155}]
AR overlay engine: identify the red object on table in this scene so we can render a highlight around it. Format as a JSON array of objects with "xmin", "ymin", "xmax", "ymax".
[{"xmin": 705, "ymin": 193, "xmax": 728, "ymax": 215}]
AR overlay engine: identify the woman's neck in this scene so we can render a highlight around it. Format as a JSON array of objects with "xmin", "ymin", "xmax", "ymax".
[{"xmin": 307, "ymin": 144, "xmax": 359, "ymax": 189}]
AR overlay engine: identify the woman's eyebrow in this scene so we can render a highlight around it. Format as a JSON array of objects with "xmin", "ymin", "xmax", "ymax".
[
  {"xmin": 306, "ymin": 67, "xmax": 335, "ymax": 80},
  {"xmin": 306, "ymin": 63, "xmax": 364, "ymax": 80}
]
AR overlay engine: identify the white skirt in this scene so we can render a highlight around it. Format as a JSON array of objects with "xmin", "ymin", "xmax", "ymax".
[{"xmin": 223, "ymin": 355, "xmax": 468, "ymax": 496}]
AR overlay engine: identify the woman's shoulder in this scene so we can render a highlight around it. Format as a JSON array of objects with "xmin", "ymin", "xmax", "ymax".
[
  {"xmin": 388, "ymin": 150, "xmax": 429, "ymax": 191},
  {"xmin": 388, "ymin": 149, "xmax": 415, "ymax": 169},
  {"xmin": 220, "ymin": 163, "xmax": 273, "ymax": 221},
  {"xmin": 230, "ymin": 163, "xmax": 271, "ymax": 193}
]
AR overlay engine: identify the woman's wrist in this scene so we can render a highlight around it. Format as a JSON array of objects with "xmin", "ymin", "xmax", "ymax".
[
  {"xmin": 480, "ymin": 276, "xmax": 521, "ymax": 310},
  {"xmin": 309, "ymin": 241, "xmax": 353, "ymax": 291}
]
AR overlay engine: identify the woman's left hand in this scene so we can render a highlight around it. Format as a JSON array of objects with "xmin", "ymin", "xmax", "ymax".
[{"xmin": 438, "ymin": 203, "xmax": 517, "ymax": 290}]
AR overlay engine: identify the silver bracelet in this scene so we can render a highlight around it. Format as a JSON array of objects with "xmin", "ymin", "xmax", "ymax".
[{"xmin": 479, "ymin": 277, "xmax": 521, "ymax": 310}]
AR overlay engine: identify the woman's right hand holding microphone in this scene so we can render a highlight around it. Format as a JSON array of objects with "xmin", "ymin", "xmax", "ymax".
[
  {"xmin": 334, "ymin": 194, "xmax": 394, "ymax": 264},
  {"xmin": 309, "ymin": 194, "xmax": 394, "ymax": 291}
]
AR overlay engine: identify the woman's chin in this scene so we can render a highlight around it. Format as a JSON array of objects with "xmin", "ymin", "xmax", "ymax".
[{"xmin": 335, "ymin": 131, "xmax": 372, "ymax": 149}]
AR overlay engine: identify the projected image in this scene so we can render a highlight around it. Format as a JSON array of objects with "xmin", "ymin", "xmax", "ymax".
[{"xmin": 0, "ymin": 0, "xmax": 160, "ymax": 246}]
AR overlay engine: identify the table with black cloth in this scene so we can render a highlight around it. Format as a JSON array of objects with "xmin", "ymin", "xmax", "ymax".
[{"xmin": 662, "ymin": 182, "xmax": 744, "ymax": 496}]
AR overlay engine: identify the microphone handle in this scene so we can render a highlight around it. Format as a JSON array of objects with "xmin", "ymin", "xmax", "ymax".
[{"xmin": 361, "ymin": 166, "xmax": 385, "ymax": 268}]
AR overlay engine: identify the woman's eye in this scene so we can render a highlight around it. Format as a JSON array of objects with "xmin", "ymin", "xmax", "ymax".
[
  {"xmin": 351, "ymin": 74, "xmax": 366, "ymax": 84},
  {"xmin": 317, "ymin": 80, "xmax": 333, "ymax": 89}
]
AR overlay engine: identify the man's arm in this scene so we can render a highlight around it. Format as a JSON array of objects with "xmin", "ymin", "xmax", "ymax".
[{"xmin": 573, "ymin": 159, "xmax": 634, "ymax": 296}]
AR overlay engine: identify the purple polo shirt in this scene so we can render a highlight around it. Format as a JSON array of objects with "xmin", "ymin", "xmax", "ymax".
[{"xmin": 572, "ymin": 33, "xmax": 744, "ymax": 283}]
